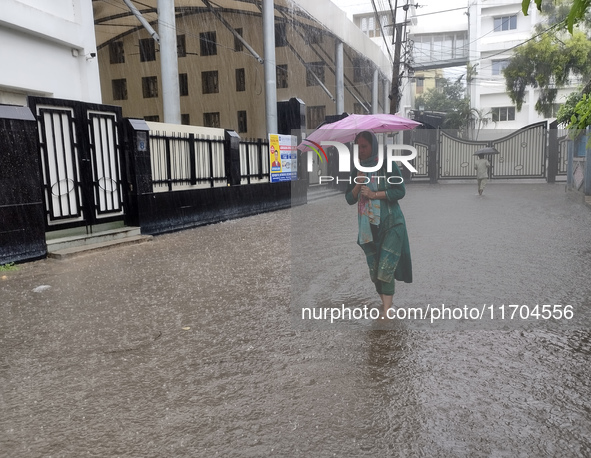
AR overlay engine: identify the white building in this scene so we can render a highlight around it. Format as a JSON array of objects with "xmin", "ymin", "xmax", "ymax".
[
  {"xmin": 0, "ymin": 0, "xmax": 102, "ymax": 105},
  {"xmin": 468, "ymin": 0, "xmax": 575, "ymax": 134},
  {"xmin": 336, "ymin": 0, "xmax": 578, "ymax": 131}
]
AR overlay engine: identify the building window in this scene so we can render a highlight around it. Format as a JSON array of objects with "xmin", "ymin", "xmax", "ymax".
[
  {"xmin": 181, "ymin": 114, "xmax": 190, "ymax": 125},
  {"xmin": 179, "ymin": 73, "xmax": 188, "ymax": 96},
  {"xmin": 360, "ymin": 16, "xmax": 373, "ymax": 36},
  {"xmin": 200, "ymin": 31, "xmax": 217, "ymax": 56},
  {"xmin": 307, "ymin": 105, "xmax": 325, "ymax": 130},
  {"xmin": 237, "ymin": 110, "xmax": 247, "ymax": 133},
  {"xmin": 357, "ymin": 13, "xmax": 390, "ymax": 38},
  {"xmin": 177, "ymin": 34, "xmax": 186, "ymax": 57},
  {"xmin": 549, "ymin": 103, "xmax": 562, "ymax": 117},
  {"xmin": 492, "ymin": 60, "xmax": 510, "ymax": 76},
  {"xmin": 353, "ymin": 58, "xmax": 371, "ymax": 83},
  {"xmin": 275, "ymin": 23, "xmax": 288, "ymax": 47},
  {"xmin": 236, "ymin": 68, "xmax": 246, "ymax": 92},
  {"xmin": 139, "ymin": 38, "xmax": 156, "ymax": 62},
  {"xmin": 109, "ymin": 41, "xmax": 125, "ymax": 64},
  {"xmin": 203, "ymin": 112, "xmax": 220, "ymax": 128},
  {"xmin": 144, "ymin": 115, "xmax": 159, "ymax": 122},
  {"xmin": 494, "ymin": 15, "xmax": 517, "ymax": 31},
  {"xmin": 142, "ymin": 76, "xmax": 158, "ymax": 98},
  {"xmin": 111, "ymin": 79, "xmax": 127, "ymax": 100},
  {"xmin": 381, "ymin": 14, "xmax": 392, "ymax": 36},
  {"xmin": 234, "ymin": 28, "xmax": 244, "ymax": 52},
  {"xmin": 306, "ymin": 62, "xmax": 325, "ymax": 86},
  {"xmin": 491, "ymin": 106, "xmax": 516, "ymax": 122},
  {"xmin": 304, "ymin": 27, "xmax": 323, "ymax": 45},
  {"xmin": 276, "ymin": 64, "xmax": 288, "ymax": 89},
  {"xmin": 354, "ymin": 103, "xmax": 367, "ymax": 114},
  {"xmin": 416, "ymin": 77, "xmax": 424, "ymax": 94},
  {"xmin": 202, "ymin": 71, "xmax": 219, "ymax": 94}
]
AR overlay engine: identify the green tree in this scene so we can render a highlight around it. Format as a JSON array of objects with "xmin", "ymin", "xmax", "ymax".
[
  {"xmin": 415, "ymin": 78, "xmax": 484, "ymax": 136},
  {"xmin": 504, "ymin": 31, "xmax": 591, "ymax": 117},
  {"xmin": 523, "ymin": 0, "xmax": 591, "ymax": 33},
  {"xmin": 556, "ymin": 90, "xmax": 585, "ymax": 125}
]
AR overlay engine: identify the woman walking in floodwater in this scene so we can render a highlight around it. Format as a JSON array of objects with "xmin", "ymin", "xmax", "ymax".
[{"xmin": 345, "ymin": 131, "xmax": 412, "ymax": 318}]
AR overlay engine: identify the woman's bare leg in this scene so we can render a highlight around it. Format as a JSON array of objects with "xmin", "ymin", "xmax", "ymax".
[{"xmin": 380, "ymin": 294, "xmax": 393, "ymax": 317}]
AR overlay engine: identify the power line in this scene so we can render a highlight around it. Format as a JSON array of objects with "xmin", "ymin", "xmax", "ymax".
[{"xmin": 411, "ymin": 6, "xmax": 467, "ymax": 17}]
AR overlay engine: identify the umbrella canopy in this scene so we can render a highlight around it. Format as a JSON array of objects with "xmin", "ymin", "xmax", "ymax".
[
  {"xmin": 297, "ymin": 114, "xmax": 421, "ymax": 151},
  {"xmin": 473, "ymin": 147, "xmax": 500, "ymax": 155}
]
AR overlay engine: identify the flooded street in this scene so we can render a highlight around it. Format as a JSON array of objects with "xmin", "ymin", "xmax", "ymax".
[{"xmin": 2, "ymin": 183, "xmax": 591, "ymax": 457}]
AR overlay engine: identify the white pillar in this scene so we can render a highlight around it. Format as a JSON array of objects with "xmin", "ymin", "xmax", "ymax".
[
  {"xmin": 335, "ymin": 41, "xmax": 344, "ymax": 115},
  {"xmin": 372, "ymin": 69, "xmax": 379, "ymax": 114},
  {"xmin": 383, "ymin": 79, "xmax": 390, "ymax": 114},
  {"xmin": 263, "ymin": 0, "xmax": 278, "ymax": 135},
  {"xmin": 158, "ymin": 0, "xmax": 181, "ymax": 124}
]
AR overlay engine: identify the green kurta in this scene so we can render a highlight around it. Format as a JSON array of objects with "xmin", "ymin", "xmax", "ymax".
[{"xmin": 345, "ymin": 161, "xmax": 412, "ymax": 294}]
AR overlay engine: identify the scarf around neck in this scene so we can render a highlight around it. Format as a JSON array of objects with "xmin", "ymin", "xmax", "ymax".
[{"xmin": 357, "ymin": 134, "xmax": 381, "ymax": 244}]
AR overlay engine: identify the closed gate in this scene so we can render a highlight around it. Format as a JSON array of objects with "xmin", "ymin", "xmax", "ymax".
[
  {"xmin": 438, "ymin": 122, "xmax": 547, "ymax": 180},
  {"xmin": 29, "ymin": 97, "xmax": 125, "ymax": 232},
  {"xmin": 439, "ymin": 133, "xmax": 488, "ymax": 179},
  {"xmin": 407, "ymin": 126, "xmax": 436, "ymax": 179},
  {"xmin": 557, "ymin": 135, "xmax": 569, "ymax": 176}
]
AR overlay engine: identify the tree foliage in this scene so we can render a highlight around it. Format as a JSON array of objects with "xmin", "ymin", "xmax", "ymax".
[
  {"xmin": 504, "ymin": 31, "xmax": 591, "ymax": 116},
  {"xmin": 416, "ymin": 78, "xmax": 466, "ymax": 113},
  {"xmin": 556, "ymin": 91, "xmax": 582, "ymax": 124},
  {"xmin": 523, "ymin": 0, "xmax": 591, "ymax": 32},
  {"xmin": 415, "ymin": 78, "xmax": 488, "ymax": 136},
  {"xmin": 565, "ymin": 93, "xmax": 591, "ymax": 130},
  {"xmin": 521, "ymin": 0, "xmax": 591, "ymax": 129}
]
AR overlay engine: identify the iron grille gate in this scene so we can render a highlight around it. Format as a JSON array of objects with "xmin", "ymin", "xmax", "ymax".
[
  {"xmin": 29, "ymin": 97, "xmax": 125, "ymax": 232},
  {"xmin": 437, "ymin": 122, "xmax": 547, "ymax": 180}
]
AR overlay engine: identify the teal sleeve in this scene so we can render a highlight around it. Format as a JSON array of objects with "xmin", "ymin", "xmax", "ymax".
[
  {"xmin": 345, "ymin": 182, "xmax": 357, "ymax": 205},
  {"xmin": 384, "ymin": 161, "xmax": 406, "ymax": 201}
]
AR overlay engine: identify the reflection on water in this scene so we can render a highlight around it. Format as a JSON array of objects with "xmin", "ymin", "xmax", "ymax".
[{"xmin": 1, "ymin": 185, "xmax": 591, "ymax": 456}]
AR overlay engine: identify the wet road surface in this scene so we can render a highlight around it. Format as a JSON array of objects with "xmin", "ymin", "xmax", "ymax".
[{"xmin": 1, "ymin": 183, "xmax": 591, "ymax": 457}]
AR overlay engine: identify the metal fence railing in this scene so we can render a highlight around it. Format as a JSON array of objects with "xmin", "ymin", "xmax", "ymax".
[
  {"xmin": 149, "ymin": 131, "xmax": 226, "ymax": 191},
  {"xmin": 147, "ymin": 125, "xmax": 273, "ymax": 191},
  {"xmin": 239, "ymin": 138, "xmax": 270, "ymax": 184}
]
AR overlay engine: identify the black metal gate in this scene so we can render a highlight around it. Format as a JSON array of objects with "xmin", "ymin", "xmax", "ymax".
[{"xmin": 29, "ymin": 97, "xmax": 125, "ymax": 232}]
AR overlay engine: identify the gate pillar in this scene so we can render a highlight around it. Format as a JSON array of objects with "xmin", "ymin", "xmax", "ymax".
[
  {"xmin": 548, "ymin": 120, "xmax": 558, "ymax": 183},
  {"xmin": 429, "ymin": 131, "xmax": 438, "ymax": 184},
  {"xmin": 124, "ymin": 119, "xmax": 153, "ymax": 227},
  {"xmin": 0, "ymin": 106, "xmax": 46, "ymax": 263}
]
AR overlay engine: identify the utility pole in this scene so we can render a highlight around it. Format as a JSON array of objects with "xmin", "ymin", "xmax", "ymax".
[
  {"xmin": 389, "ymin": 0, "xmax": 412, "ymax": 114},
  {"xmin": 389, "ymin": 21, "xmax": 403, "ymax": 114}
]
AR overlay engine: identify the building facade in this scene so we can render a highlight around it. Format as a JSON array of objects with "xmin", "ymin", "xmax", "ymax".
[
  {"xmin": 343, "ymin": 0, "xmax": 580, "ymax": 132},
  {"xmin": 468, "ymin": 0, "xmax": 576, "ymax": 134},
  {"xmin": 0, "ymin": 0, "xmax": 101, "ymax": 105},
  {"xmin": 94, "ymin": 0, "xmax": 392, "ymax": 138}
]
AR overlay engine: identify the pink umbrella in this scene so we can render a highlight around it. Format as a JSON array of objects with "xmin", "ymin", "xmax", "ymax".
[{"xmin": 297, "ymin": 113, "xmax": 421, "ymax": 151}]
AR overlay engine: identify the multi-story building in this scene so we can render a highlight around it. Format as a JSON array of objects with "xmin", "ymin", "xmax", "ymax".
[
  {"xmin": 94, "ymin": 0, "xmax": 392, "ymax": 138},
  {"xmin": 468, "ymin": 0, "xmax": 576, "ymax": 134},
  {"xmin": 342, "ymin": 0, "xmax": 579, "ymax": 132}
]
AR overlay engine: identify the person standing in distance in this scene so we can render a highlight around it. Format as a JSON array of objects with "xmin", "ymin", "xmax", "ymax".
[{"xmin": 474, "ymin": 153, "xmax": 490, "ymax": 196}]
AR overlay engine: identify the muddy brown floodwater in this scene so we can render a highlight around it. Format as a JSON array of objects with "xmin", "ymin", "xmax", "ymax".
[{"xmin": 1, "ymin": 183, "xmax": 591, "ymax": 457}]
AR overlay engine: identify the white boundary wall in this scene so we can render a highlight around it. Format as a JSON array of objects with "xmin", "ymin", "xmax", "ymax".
[{"xmin": 0, "ymin": 0, "xmax": 101, "ymax": 105}]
